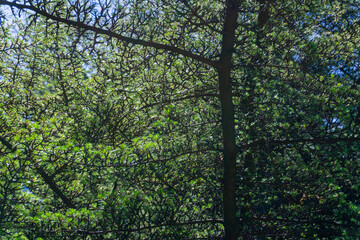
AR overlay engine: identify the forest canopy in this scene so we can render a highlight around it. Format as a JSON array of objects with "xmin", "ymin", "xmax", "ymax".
[{"xmin": 0, "ymin": 0, "xmax": 360, "ymax": 239}]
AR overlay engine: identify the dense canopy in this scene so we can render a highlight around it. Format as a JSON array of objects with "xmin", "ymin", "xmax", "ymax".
[{"xmin": 0, "ymin": 0, "xmax": 360, "ymax": 239}]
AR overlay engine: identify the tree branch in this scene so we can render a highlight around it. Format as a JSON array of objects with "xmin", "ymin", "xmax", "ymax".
[
  {"xmin": 178, "ymin": 0, "xmax": 223, "ymax": 34},
  {"xmin": 76, "ymin": 219, "xmax": 223, "ymax": 235},
  {"xmin": 0, "ymin": 136, "xmax": 16, "ymax": 152},
  {"xmin": 241, "ymin": 137, "xmax": 360, "ymax": 149},
  {"xmin": 35, "ymin": 166, "xmax": 76, "ymax": 209},
  {"xmin": 0, "ymin": 134, "xmax": 76, "ymax": 208},
  {"xmin": 139, "ymin": 93, "xmax": 218, "ymax": 110},
  {"xmin": 0, "ymin": 0, "xmax": 218, "ymax": 68}
]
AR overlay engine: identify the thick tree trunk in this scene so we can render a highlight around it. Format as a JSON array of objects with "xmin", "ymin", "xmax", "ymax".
[{"xmin": 218, "ymin": 0, "xmax": 240, "ymax": 239}]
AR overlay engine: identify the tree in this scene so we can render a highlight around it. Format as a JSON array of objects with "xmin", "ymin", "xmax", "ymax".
[{"xmin": 0, "ymin": 0, "xmax": 360, "ymax": 239}]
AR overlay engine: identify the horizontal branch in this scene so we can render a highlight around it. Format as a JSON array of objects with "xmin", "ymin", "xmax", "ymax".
[
  {"xmin": 2, "ymin": 219, "xmax": 224, "ymax": 235},
  {"xmin": 134, "ymin": 148, "xmax": 220, "ymax": 166},
  {"xmin": 0, "ymin": 0, "xmax": 218, "ymax": 68},
  {"xmin": 65, "ymin": 148, "xmax": 220, "ymax": 169},
  {"xmin": 252, "ymin": 215, "xmax": 359, "ymax": 227},
  {"xmin": 241, "ymin": 137, "xmax": 360, "ymax": 150},
  {"xmin": 76, "ymin": 219, "xmax": 223, "ymax": 235},
  {"xmin": 139, "ymin": 93, "xmax": 218, "ymax": 110},
  {"xmin": 271, "ymin": 137, "xmax": 360, "ymax": 145}
]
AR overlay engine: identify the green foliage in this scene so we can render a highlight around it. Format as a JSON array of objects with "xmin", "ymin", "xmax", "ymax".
[{"xmin": 0, "ymin": 0, "xmax": 360, "ymax": 239}]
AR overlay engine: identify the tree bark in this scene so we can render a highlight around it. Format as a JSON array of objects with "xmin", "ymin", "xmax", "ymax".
[{"xmin": 218, "ymin": 0, "xmax": 240, "ymax": 239}]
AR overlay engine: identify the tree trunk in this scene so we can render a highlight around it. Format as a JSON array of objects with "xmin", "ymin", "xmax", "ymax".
[
  {"xmin": 218, "ymin": 0, "xmax": 240, "ymax": 239},
  {"xmin": 218, "ymin": 69, "xmax": 238, "ymax": 240}
]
